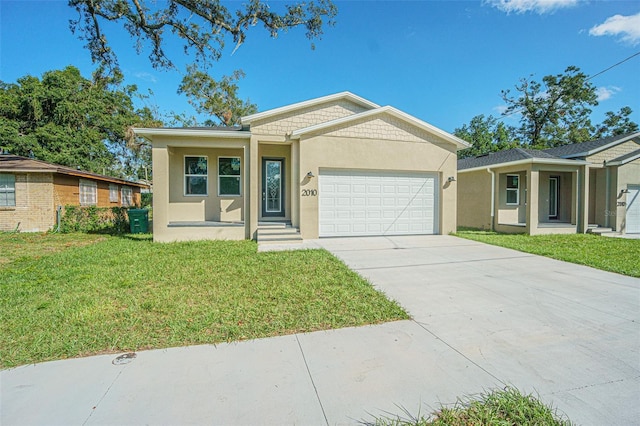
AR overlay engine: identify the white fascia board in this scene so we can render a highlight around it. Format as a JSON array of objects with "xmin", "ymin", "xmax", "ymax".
[
  {"xmin": 290, "ymin": 106, "xmax": 470, "ymax": 149},
  {"xmin": 240, "ymin": 92, "xmax": 379, "ymax": 125},
  {"xmin": 606, "ymin": 151, "xmax": 640, "ymax": 166},
  {"xmin": 132, "ymin": 128, "xmax": 251, "ymax": 140},
  {"xmin": 563, "ymin": 131, "xmax": 640, "ymax": 158},
  {"xmin": 459, "ymin": 158, "xmax": 589, "ymax": 174}
]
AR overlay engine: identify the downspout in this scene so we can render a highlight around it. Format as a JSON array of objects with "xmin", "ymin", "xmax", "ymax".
[
  {"xmin": 576, "ymin": 170, "xmax": 580, "ymax": 232},
  {"xmin": 56, "ymin": 205, "xmax": 63, "ymax": 232},
  {"xmin": 604, "ymin": 162, "xmax": 610, "ymax": 228},
  {"xmin": 487, "ymin": 168, "xmax": 495, "ymax": 231}
]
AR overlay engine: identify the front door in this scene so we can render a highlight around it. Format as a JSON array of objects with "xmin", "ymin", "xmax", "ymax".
[
  {"xmin": 549, "ymin": 176, "xmax": 559, "ymax": 220},
  {"xmin": 262, "ymin": 158, "xmax": 285, "ymax": 217}
]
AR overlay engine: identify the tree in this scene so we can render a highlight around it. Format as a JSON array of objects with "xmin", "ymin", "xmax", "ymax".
[
  {"xmin": 592, "ymin": 106, "xmax": 639, "ymax": 139},
  {"xmin": 177, "ymin": 65, "xmax": 257, "ymax": 126},
  {"xmin": 501, "ymin": 66, "xmax": 598, "ymax": 148},
  {"xmin": 454, "ymin": 115, "xmax": 518, "ymax": 159},
  {"xmin": 68, "ymin": 0, "xmax": 337, "ymax": 73},
  {"xmin": 0, "ymin": 66, "xmax": 160, "ymax": 179}
]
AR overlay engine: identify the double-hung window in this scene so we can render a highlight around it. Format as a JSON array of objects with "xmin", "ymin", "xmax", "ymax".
[
  {"xmin": 121, "ymin": 186, "xmax": 133, "ymax": 207},
  {"xmin": 218, "ymin": 157, "xmax": 241, "ymax": 196},
  {"xmin": 0, "ymin": 174, "xmax": 16, "ymax": 207},
  {"xmin": 506, "ymin": 174, "xmax": 519, "ymax": 205},
  {"xmin": 79, "ymin": 180, "xmax": 97, "ymax": 206},
  {"xmin": 185, "ymin": 156, "xmax": 208, "ymax": 195},
  {"xmin": 109, "ymin": 184, "xmax": 119, "ymax": 202}
]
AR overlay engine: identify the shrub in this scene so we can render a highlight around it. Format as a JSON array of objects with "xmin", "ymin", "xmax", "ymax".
[{"xmin": 60, "ymin": 206, "xmax": 129, "ymax": 234}]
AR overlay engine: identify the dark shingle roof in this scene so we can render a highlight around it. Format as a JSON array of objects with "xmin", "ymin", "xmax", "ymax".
[
  {"xmin": 458, "ymin": 148, "xmax": 559, "ymax": 170},
  {"xmin": 0, "ymin": 155, "xmax": 148, "ymax": 187},
  {"xmin": 608, "ymin": 148, "xmax": 640, "ymax": 165},
  {"xmin": 543, "ymin": 131, "xmax": 640, "ymax": 158}
]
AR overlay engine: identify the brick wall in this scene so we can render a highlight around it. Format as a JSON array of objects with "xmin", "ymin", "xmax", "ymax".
[
  {"xmin": 251, "ymin": 100, "xmax": 369, "ymax": 135},
  {"xmin": 0, "ymin": 172, "xmax": 55, "ymax": 232}
]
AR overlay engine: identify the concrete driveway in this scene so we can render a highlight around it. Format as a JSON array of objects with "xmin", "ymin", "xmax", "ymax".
[{"xmin": 2, "ymin": 235, "xmax": 639, "ymax": 425}]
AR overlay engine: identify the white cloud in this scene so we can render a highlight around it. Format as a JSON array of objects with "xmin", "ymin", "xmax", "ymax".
[
  {"xmin": 596, "ymin": 86, "xmax": 621, "ymax": 102},
  {"xmin": 134, "ymin": 72, "xmax": 157, "ymax": 83},
  {"xmin": 589, "ymin": 13, "xmax": 640, "ymax": 45},
  {"xmin": 484, "ymin": 0, "xmax": 579, "ymax": 14}
]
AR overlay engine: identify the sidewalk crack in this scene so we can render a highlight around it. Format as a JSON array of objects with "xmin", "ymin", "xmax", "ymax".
[
  {"xmin": 296, "ymin": 334, "xmax": 329, "ymax": 426},
  {"xmin": 82, "ymin": 365, "xmax": 127, "ymax": 425}
]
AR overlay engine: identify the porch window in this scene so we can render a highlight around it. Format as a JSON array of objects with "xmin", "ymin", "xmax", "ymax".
[
  {"xmin": 79, "ymin": 180, "xmax": 97, "ymax": 206},
  {"xmin": 506, "ymin": 174, "xmax": 519, "ymax": 205},
  {"xmin": 218, "ymin": 157, "xmax": 241, "ymax": 196},
  {"xmin": 185, "ymin": 156, "xmax": 208, "ymax": 196},
  {"xmin": 121, "ymin": 186, "xmax": 133, "ymax": 207},
  {"xmin": 0, "ymin": 174, "xmax": 16, "ymax": 207},
  {"xmin": 109, "ymin": 184, "xmax": 119, "ymax": 202}
]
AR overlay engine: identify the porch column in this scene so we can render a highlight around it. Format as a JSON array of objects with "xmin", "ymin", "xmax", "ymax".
[
  {"xmin": 578, "ymin": 165, "xmax": 589, "ymax": 233},
  {"xmin": 291, "ymin": 140, "xmax": 300, "ymax": 228},
  {"xmin": 249, "ymin": 137, "xmax": 260, "ymax": 240},
  {"xmin": 151, "ymin": 144, "xmax": 170, "ymax": 240},
  {"xmin": 527, "ymin": 169, "xmax": 539, "ymax": 234}
]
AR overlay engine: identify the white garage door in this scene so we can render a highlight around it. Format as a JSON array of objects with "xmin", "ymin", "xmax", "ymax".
[
  {"xmin": 627, "ymin": 185, "xmax": 640, "ymax": 234},
  {"xmin": 319, "ymin": 169, "xmax": 438, "ymax": 237}
]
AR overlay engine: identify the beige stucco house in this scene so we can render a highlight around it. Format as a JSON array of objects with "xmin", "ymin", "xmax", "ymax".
[
  {"xmin": 134, "ymin": 92, "xmax": 469, "ymax": 242},
  {"xmin": 457, "ymin": 132, "xmax": 640, "ymax": 235}
]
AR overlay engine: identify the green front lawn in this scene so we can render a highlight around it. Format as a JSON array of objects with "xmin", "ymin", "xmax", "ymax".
[
  {"xmin": 455, "ymin": 229, "xmax": 640, "ymax": 278},
  {"xmin": 0, "ymin": 233, "xmax": 408, "ymax": 368}
]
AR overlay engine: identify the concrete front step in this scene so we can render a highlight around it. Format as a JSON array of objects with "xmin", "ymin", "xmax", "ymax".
[
  {"xmin": 257, "ymin": 226, "xmax": 302, "ymax": 244},
  {"xmin": 588, "ymin": 227, "xmax": 613, "ymax": 234}
]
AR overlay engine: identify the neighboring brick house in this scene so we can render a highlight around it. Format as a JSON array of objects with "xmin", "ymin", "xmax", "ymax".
[{"xmin": 0, "ymin": 155, "xmax": 149, "ymax": 232}]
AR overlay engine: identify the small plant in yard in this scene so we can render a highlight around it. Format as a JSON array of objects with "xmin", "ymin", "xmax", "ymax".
[
  {"xmin": 0, "ymin": 234, "xmax": 408, "ymax": 368},
  {"xmin": 368, "ymin": 387, "xmax": 572, "ymax": 425},
  {"xmin": 454, "ymin": 229, "xmax": 640, "ymax": 278},
  {"xmin": 60, "ymin": 205, "xmax": 131, "ymax": 234}
]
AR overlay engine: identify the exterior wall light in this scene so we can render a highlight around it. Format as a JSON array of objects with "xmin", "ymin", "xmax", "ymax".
[
  {"xmin": 447, "ymin": 176, "xmax": 456, "ymax": 183},
  {"xmin": 306, "ymin": 171, "xmax": 315, "ymax": 178}
]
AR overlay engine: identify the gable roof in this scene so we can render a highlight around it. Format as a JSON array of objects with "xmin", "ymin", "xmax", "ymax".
[
  {"xmin": 134, "ymin": 126, "xmax": 250, "ymax": 140},
  {"xmin": 290, "ymin": 105, "xmax": 469, "ymax": 149},
  {"xmin": 241, "ymin": 91, "xmax": 379, "ymax": 125},
  {"xmin": 0, "ymin": 155, "xmax": 149, "ymax": 188},
  {"xmin": 543, "ymin": 131, "xmax": 640, "ymax": 158},
  {"xmin": 606, "ymin": 148, "xmax": 640, "ymax": 166},
  {"xmin": 458, "ymin": 148, "xmax": 586, "ymax": 173}
]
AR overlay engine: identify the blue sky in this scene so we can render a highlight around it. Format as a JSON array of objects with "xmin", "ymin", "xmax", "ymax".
[{"xmin": 1, "ymin": 0, "xmax": 639, "ymax": 133}]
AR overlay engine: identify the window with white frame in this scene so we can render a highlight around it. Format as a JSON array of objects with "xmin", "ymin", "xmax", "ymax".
[
  {"xmin": 0, "ymin": 174, "xmax": 16, "ymax": 207},
  {"xmin": 506, "ymin": 174, "xmax": 519, "ymax": 205},
  {"xmin": 121, "ymin": 186, "xmax": 133, "ymax": 207},
  {"xmin": 218, "ymin": 157, "xmax": 241, "ymax": 196},
  {"xmin": 184, "ymin": 156, "xmax": 208, "ymax": 195},
  {"xmin": 79, "ymin": 180, "xmax": 97, "ymax": 206},
  {"xmin": 109, "ymin": 184, "xmax": 118, "ymax": 202}
]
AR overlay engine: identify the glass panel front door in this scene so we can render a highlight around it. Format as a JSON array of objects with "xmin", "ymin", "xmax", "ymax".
[{"xmin": 262, "ymin": 159, "xmax": 285, "ymax": 217}]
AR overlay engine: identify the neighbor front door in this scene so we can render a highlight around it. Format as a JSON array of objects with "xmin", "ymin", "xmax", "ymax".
[
  {"xmin": 262, "ymin": 158, "xmax": 285, "ymax": 217},
  {"xmin": 549, "ymin": 176, "xmax": 559, "ymax": 220}
]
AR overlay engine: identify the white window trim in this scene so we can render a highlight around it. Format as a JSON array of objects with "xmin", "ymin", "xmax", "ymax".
[
  {"xmin": 79, "ymin": 179, "xmax": 98, "ymax": 206},
  {"xmin": 121, "ymin": 186, "xmax": 133, "ymax": 207},
  {"xmin": 218, "ymin": 156, "xmax": 242, "ymax": 197},
  {"xmin": 506, "ymin": 174, "xmax": 519, "ymax": 206},
  {"xmin": 0, "ymin": 173, "xmax": 16, "ymax": 207},
  {"xmin": 109, "ymin": 184, "xmax": 119, "ymax": 203},
  {"xmin": 184, "ymin": 155, "xmax": 208, "ymax": 196}
]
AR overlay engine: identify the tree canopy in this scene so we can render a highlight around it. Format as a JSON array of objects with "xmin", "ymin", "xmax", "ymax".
[
  {"xmin": 0, "ymin": 66, "xmax": 160, "ymax": 179},
  {"xmin": 457, "ymin": 66, "xmax": 638, "ymax": 157},
  {"xmin": 68, "ymin": 0, "xmax": 337, "ymax": 73}
]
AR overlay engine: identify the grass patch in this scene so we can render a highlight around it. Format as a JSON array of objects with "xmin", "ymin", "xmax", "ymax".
[
  {"xmin": 370, "ymin": 387, "xmax": 572, "ymax": 425},
  {"xmin": 454, "ymin": 229, "xmax": 640, "ymax": 278},
  {"xmin": 0, "ymin": 234, "xmax": 408, "ymax": 368}
]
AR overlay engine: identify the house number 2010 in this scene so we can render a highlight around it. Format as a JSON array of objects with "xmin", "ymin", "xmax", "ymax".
[{"xmin": 301, "ymin": 189, "xmax": 318, "ymax": 196}]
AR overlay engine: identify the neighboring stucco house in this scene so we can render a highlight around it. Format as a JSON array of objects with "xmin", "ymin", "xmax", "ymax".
[
  {"xmin": 0, "ymin": 155, "xmax": 148, "ymax": 232},
  {"xmin": 457, "ymin": 132, "xmax": 640, "ymax": 235},
  {"xmin": 134, "ymin": 92, "xmax": 469, "ymax": 242}
]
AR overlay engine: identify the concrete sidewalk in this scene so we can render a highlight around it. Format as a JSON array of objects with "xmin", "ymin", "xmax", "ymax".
[{"xmin": 2, "ymin": 235, "xmax": 639, "ymax": 425}]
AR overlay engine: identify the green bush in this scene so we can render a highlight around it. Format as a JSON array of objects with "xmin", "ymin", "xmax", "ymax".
[
  {"xmin": 141, "ymin": 192, "xmax": 152, "ymax": 208},
  {"xmin": 60, "ymin": 206, "xmax": 129, "ymax": 234}
]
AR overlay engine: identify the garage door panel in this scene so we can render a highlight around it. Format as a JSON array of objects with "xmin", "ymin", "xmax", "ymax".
[
  {"xmin": 627, "ymin": 185, "xmax": 640, "ymax": 234},
  {"xmin": 319, "ymin": 170, "xmax": 439, "ymax": 237}
]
